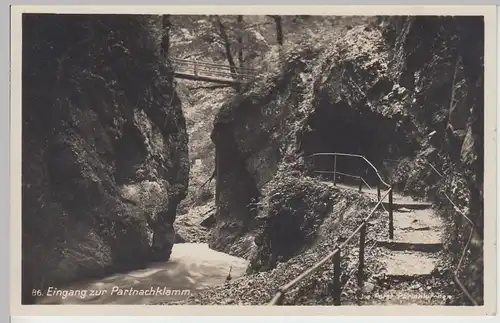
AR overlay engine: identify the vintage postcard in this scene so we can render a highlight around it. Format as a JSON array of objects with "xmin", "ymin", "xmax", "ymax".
[{"xmin": 10, "ymin": 4, "xmax": 497, "ymax": 316}]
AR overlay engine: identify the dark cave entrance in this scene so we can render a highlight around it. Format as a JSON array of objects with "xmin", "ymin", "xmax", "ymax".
[{"xmin": 299, "ymin": 100, "xmax": 417, "ymax": 187}]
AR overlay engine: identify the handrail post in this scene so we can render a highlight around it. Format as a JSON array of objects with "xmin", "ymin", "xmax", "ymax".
[
  {"xmin": 333, "ymin": 250, "xmax": 341, "ymax": 306},
  {"xmin": 358, "ymin": 222, "xmax": 366, "ymax": 287},
  {"xmin": 333, "ymin": 155, "xmax": 337, "ymax": 186},
  {"xmin": 194, "ymin": 60, "xmax": 198, "ymax": 76},
  {"xmin": 455, "ymin": 211, "xmax": 462, "ymax": 246},
  {"xmin": 276, "ymin": 292, "xmax": 285, "ymax": 305},
  {"xmin": 377, "ymin": 179, "xmax": 381, "ymax": 202},
  {"xmin": 388, "ymin": 186, "xmax": 394, "ymax": 240},
  {"xmin": 358, "ymin": 175, "xmax": 363, "ymax": 192}
]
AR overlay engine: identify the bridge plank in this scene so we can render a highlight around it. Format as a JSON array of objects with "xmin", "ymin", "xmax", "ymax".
[
  {"xmin": 173, "ymin": 72, "xmax": 248, "ymax": 85},
  {"xmin": 170, "ymin": 57, "xmax": 256, "ymax": 84}
]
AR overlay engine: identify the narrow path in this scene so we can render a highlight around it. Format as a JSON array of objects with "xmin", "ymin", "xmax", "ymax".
[
  {"xmin": 335, "ymin": 182, "xmax": 432, "ymax": 208},
  {"xmin": 302, "ymin": 181, "xmax": 454, "ymax": 305},
  {"xmin": 352, "ymin": 190, "xmax": 454, "ymax": 305}
]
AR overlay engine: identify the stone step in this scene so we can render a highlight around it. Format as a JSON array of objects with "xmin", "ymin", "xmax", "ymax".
[
  {"xmin": 393, "ymin": 209, "xmax": 444, "ymax": 231},
  {"xmin": 384, "ymin": 272, "xmax": 436, "ymax": 280},
  {"xmin": 377, "ymin": 240, "xmax": 443, "ymax": 253},
  {"xmin": 383, "ymin": 201, "xmax": 433, "ymax": 210},
  {"xmin": 379, "ymin": 250, "xmax": 439, "ymax": 278},
  {"xmin": 328, "ymin": 182, "xmax": 433, "ymax": 210},
  {"xmin": 393, "ymin": 229, "xmax": 443, "ymax": 246},
  {"xmin": 400, "ymin": 226, "xmax": 432, "ymax": 231}
]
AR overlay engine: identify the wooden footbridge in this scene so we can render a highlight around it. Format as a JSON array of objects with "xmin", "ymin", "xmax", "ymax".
[{"xmin": 170, "ymin": 58, "xmax": 258, "ymax": 85}]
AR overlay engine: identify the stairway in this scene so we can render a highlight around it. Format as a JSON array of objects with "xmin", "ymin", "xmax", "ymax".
[
  {"xmin": 357, "ymin": 193, "xmax": 454, "ymax": 305},
  {"xmin": 318, "ymin": 181, "xmax": 455, "ymax": 305}
]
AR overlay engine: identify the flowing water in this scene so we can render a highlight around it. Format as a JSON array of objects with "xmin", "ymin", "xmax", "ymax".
[{"xmin": 37, "ymin": 243, "xmax": 249, "ymax": 305}]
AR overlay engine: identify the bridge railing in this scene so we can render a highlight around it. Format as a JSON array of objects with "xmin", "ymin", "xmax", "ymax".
[
  {"xmin": 170, "ymin": 58, "xmax": 258, "ymax": 82},
  {"xmin": 171, "ymin": 58, "xmax": 258, "ymax": 74},
  {"xmin": 268, "ymin": 153, "xmax": 394, "ymax": 306}
]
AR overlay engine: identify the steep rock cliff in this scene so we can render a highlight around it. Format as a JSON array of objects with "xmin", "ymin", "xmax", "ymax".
[
  {"xmin": 22, "ymin": 15, "xmax": 189, "ymax": 303},
  {"xmin": 387, "ymin": 16, "xmax": 484, "ymax": 227},
  {"xmin": 209, "ymin": 16, "xmax": 484, "ymax": 303},
  {"xmin": 209, "ymin": 23, "xmax": 409, "ymax": 261},
  {"xmin": 386, "ymin": 16, "xmax": 485, "ymax": 304},
  {"xmin": 208, "ymin": 49, "xmax": 319, "ymax": 258}
]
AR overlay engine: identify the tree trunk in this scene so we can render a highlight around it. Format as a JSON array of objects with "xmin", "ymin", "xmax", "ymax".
[
  {"xmin": 271, "ymin": 15, "xmax": 283, "ymax": 46},
  {"xmin": 267, "ymin": 15, "xmax": 284, "ymax": 61},
  {"xmin": 237, "ymin": 15, "xmax": 244, "ymax": 69},
  {"xmin": 215, "ymin": 16, "xmax": 239, "ymax": 90},
  {"xmin": 161, "ymin": 15, "xmax": 171, "ymax": 57}
]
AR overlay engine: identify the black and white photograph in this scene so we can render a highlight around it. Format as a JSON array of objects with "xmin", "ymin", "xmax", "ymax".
[{"xmin": 15, "ymin": 7, "xmax": 494, "ymax": 313}]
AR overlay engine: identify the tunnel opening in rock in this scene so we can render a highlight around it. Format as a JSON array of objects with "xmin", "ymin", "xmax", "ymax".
[{"xmin": 299, "ymin": 99, "xmax": 418, "ymax": 187}]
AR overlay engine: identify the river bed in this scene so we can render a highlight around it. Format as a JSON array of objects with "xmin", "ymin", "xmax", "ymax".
[{"xmin": 37, "ymin": 243, "xmax": 249, "ymax": 305}]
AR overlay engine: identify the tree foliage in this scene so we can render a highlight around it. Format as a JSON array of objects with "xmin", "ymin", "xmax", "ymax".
[{"xmin": 166, "ymin": 15, "xmax": 373, "ymax": 71}]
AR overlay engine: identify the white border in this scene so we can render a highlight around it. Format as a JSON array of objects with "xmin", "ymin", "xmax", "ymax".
[{"xmin": 8, "ymin": 4, "xmax": 498, "ymax": 319}]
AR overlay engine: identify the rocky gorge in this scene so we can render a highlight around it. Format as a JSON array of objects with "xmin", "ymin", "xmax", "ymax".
[
  {"xmin": 21, "ymin": 14, "xmax": 485, "ymax": 306},
  {"xmin": 22, "ymin": 15, "xmax": 189, "ymax": 304},
  {"xmin": 204, "ymin": 16, "xmax": 484, "ymax": 304}
]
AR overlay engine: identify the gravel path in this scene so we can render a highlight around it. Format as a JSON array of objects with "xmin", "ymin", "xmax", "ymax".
[{"xmin": 343, "ymin": 192, "xmax": 457, "ymax": 305}]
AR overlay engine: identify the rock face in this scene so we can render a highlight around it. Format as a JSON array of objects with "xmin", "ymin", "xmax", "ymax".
[
  {"xmin": 22, "ymin": 15, "xmax": 189, "ymax": 304},
  {"xmin": 209, "ymin": 53, "xmax": 313, "ymax": 258},
  {"xmin": 387, "ymin": 17, "xmax": 484, "ymax": 231},
  {"xmin": 209, "ymin": 24, "xmax": 411, "ymax": 260},
  {"xmin": 386, "ymin": 17, "xmax": 485, "ymax": 304},
  {"xmin": 209, "ymin": 15, "xmax": 484, "ymax": 294}
]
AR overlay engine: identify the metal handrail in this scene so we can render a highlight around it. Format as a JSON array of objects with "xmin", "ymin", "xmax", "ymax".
[
  {"xmin": 268, "ymin": 187, "xmax": 392, "ymax": 305},
  {"xmin": 426, "ymin": 161, "xmax": 473, "ymax": 225},
  {"xmin": 314, "ymin": 170, "xmax": 373, "ymax": 191},
  {"xmin": 272, "ymin": 155, "xmax": 479, "ymax": 305},
  {"xmin": 360, "ymin": 177, "xmax": 373, "ymax": 191},
  {"xmin": 268, "ymin": 153, "xmax": 397, "ymax": 305},
  {"xmin": 305, "ymin": 153, "xmax": 392, "ymax": 188},
  {"xmin": 425, "ymin": 160, "xmax": 479, "ymax": 305},
  {"xmin": 313, "ymin": 152, "xmax": 393, "ymax": 232}
]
